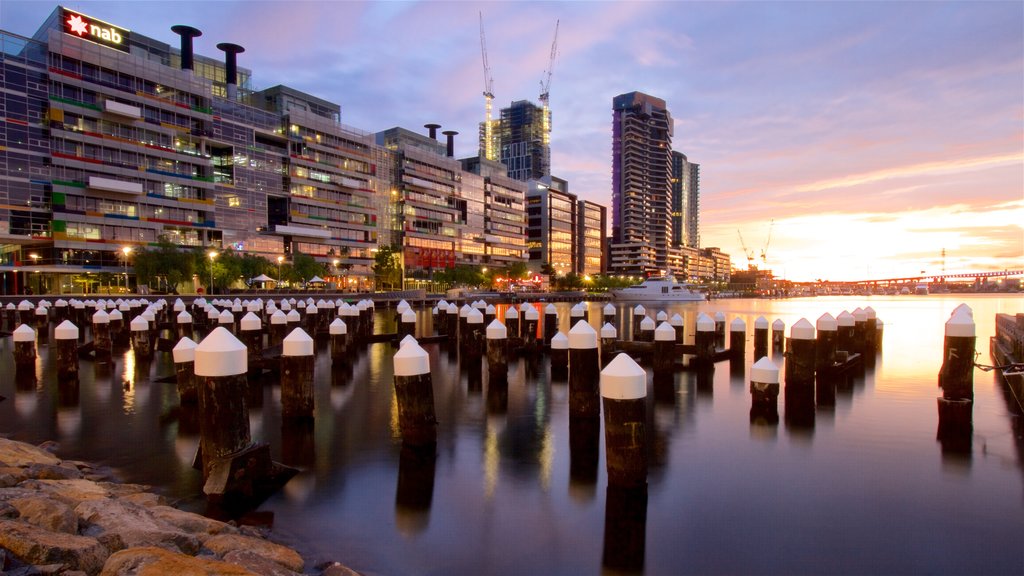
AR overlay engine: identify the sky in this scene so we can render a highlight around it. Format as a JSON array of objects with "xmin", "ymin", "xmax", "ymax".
[{"xmin": 2, "ymin": 0, "xmax": 1022, "ymax": 282}]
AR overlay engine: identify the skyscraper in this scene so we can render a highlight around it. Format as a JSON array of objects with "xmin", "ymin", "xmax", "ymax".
[
  {"xmin": 609, "ymin": 91, "xmax": 674, "ymax": 277},
  {"xmin": 481, "ymin": 100, "xmax": 550, "ymax": 182},
  {"xmin": 671, "ymin": 150, "xmax": 700, "ymax": 249}
]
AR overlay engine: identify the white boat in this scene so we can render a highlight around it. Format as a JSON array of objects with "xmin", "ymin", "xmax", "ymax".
[
  {"xmin": 914, "ymin": 283, "xmax": 929, "ymax": 295},
  {"xmin": 611, "ymin": 276, "xmax": 706, "ymax": 302}
]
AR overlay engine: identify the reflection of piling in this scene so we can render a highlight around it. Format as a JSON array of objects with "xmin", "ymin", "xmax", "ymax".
[
  {"xmin": 601, "ymin": 323, "xmax": 618, "ymax": 367},
  {"xmin": 550, "ymin": 332, "xmax": 569, "ymax": 380},
  {"xmin": 568, "ymin": 321, "xmax": 600, "ymax": 419},
  {"xmin": 754, "ymin": 316, "xmax": 769, "ymax": 359},
  {"xmin": 130, "ymin": 315, "xmax": 152, "ymax": 359},
  {"xmin": 486, "ymin": 319, "xmax": 508, "ymax": 384},
  {"xmin": 544, "ymin": 304, "xmax": 558, "ymax": 345},
  {"xmin": 772, "ymin": 319, "xmax": 785, "ymax": 355},
  {"xmin": 395, "ymin": 443, "xmax": 436, "ymax": 535},
  {"xmin": 694, "ymin": 313, "xmax": 716, "ymax": 368},
  {"xmin": 602, "ymin": 485, "xmax": 648, "ymax": 575},
  {"xmin": 330, "ymin": 318, "xmax": 348, "ymax": 363},
  {"xmin": 653, "ymin": 322, "xmax": 676, "ymax": 376},
  {"xmin": 815, "ymin": 313, "xmax": 837, "ymax": 374},
  {"xmin": 786, "ymin": 318, "xmax": 816, "ymax": 389},
  {"xmin": 55, "ymin": 320, "xmax": 79, "ymax": 382},
  {"xmin": 174, "ymin": 337, "xmax": 198, "ymax": 404},
  {"xmin": 730, "ymin": 317, "xmax": 746, "ymax": 361},
  {"xmin": 393, "ymin": 340, "xmax": 437, "ymax": 446},
  {"xmin": 631, "ymin": 305, "xmax": 646, "ymax": 342},
  {"xmin": 569, "ymin": 416, "xmax": 600, "ymax": 490},
  {"xmin": 281, "ymin": 328, "xmax": 315, "ymax": 419},
  {"xmin": 601, "ymin": 353, "xmax": 648, "ymax": 488},
  {"xmin": 92, "ymin": 310, "xmax": 112, "ymax": 362}
]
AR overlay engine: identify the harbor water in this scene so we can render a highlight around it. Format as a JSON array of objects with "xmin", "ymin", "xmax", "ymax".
[{"xmin": 1, "ymin": 294, "xmax": 1021, "ymax": 575}]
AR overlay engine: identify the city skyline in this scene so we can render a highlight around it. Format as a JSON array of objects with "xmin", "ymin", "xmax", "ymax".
[{"xmin": 2, "ymin": 0, "xmax": 1020, "ymax": 282}]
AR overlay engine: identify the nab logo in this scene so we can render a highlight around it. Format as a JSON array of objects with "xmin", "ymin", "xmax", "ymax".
[{"xmin": 62, "ymin": 9, "xmax": 130, "ymax": 53}]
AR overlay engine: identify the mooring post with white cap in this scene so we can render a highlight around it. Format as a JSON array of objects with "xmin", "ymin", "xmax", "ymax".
[
  {"xmin": 130, "ymin": 315, "xmax": 152, "ymax": 359},
  {"xmin": 836, "ymin": 311, "xmax": 855, "ymax": 354},
  {"xmin": 194, "ymin": 327, "xmax": 252, "ymax": 478},
  {"xmin": 457, "ymin": 304, "xmax": 472, "ymax": 353},
  {"xmin": 362, "ymin": 300, "xmax": 375, "ymax": 339},
  {"xmin": 54, "ymin": 320, "xmax": 79, "ymax": 382},
  {"xmin": 669, "ymin": 313, "xmax": 685, "ymax": 344},
  {"xmin": 694, "ymin": 313, "xmax": 716, "ymax": 368},
  {"xmin": 785, "ymin": 318, "xmax": 816, "ymax": 389},
  {"xmin": 504, "ymin": 307, "xmax": 520, "ymax": 341},
  {"xmin": 397, "ymin": 308, "xmax": 417, "ymax": 343},
  {"xmin": 217, "ymin": 308, "xmax": 236, "ymax": 336},
  {"xmin": 601, "ymin": 323, "xmax": 618, "ymax": 367},
  {"xmin": 239, "ymin": 312, "xmax": 263, "ymax": 373},
  {"xmin": 483, "ymin": 304, "xmax": 495, "ymax": 326},
  {"xmin": 303, "ymin": 304, "xmax": 319, "ymax": 339},
  {"xmin": 750, "ymin": 357, "xmax": 780, "ymax": 426},
  {"xmin": 107, "ymin": 309, "xmax": 125, "ymax": 349},
  {"xmin": 522, "ymin": 305, "xmax": 540, "ymax": 350},
  {"xmin": 570, "ymin": 303, "xmax": 586, "ymax": 330},
  {"xmin": 266, "ymin": 310, "xmax": 286, "ymax": 348},
  {"xmin": 569, "ymin": 321, "xmax": 601, "ymax": 419},
  {"xmin": 815, "ymin": 313, "xmax": 838, "ymax": 374},
  {"xmin": 653, "ymin": 322, "xmax": 676, "ymax": 376},
  {"xmin": 864, "ymin": 307, "xmax": 878, "ymax": 356},
  {"xmin": 330, "ymin": 318, "xmax": 348, "ymax": 363},
  {"xmin": 772, "ymin": 319, "xmax": 785, "ymax": 355},
  {"xmin": 551, "ymin": 331, "xmax": 569, "ymax": 380},
  {"xmin": 393, "ymin": 340, "xmax": 437, "ymax": 446},
  {"xmin": 444, "ymin": 302, "xmax": 457, "ymax": 344},
  {"xmin": 631, "ymin": 305, "xmax": 646, "ymax": 342},
  {"xmin": 91, "ymin": 310, "xmax": 112, "ymax": 362},
  {"xmin": 638, "ymin": 315, "xmax": 655, "ymax": 343},
  {"xmin": 544, "ymin": 304, "xmax": 558, "ymax": 345},
  {"xmin": 486, "ymin": 319, "xmax": 508, "ymax": 384},
  {"xmin": 13, "ymin": 324, "xmax": 36, "ymax": 373},
  {"xmin": 729, "ymin": 317, "xmax": 746, "ymax": 362},
  {"xmin": 939, "ymin": 306, "xmax": 976, "ymax": 402},
  {"xmin": 714, "ymin": 311, "xmax": 726, "ymax": 349},
  {"xmin": 603, "ymin": 303, "xmax": 616, "ymax": 332},
  {"xmin": 5, "ymin": 302, "xmax": 16, "ymax": 332},
  {"xmin": 176, "ymin": 310, "xmax": 194, "ymax": 341},
  {"xmin": 601, "ymin": 353, "xmax": 648, "ymax": 488},
  {"xmin": 17, "ymin": 301, "xmax": 33, "ymax": 326},
  {"xmin": 853, "ymin": 308, "xmax": 867, "ymax": 355},
  {"xmin": 754, "ymin": 316, "xmax": 769, "ymax": 359},
  {"xmin": 34, "ymin": 304, "xmax": 48, "ymax": 333},
  {"xmin": 281, "ymin": 327, "xmax": 315, "ymax": 419},
  {"xmin": 173, "ymin": 337, "xmax": 198, "ymax": 404},
  {"xmin": 465, "ymin": 307, "xmax": 485, "ymax": 362}
]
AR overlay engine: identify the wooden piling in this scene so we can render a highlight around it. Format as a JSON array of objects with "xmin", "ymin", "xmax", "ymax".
[
  {"xmin": 601, "ymin": 323, "xmax": 618, "ymax": 367},
  {"xmin": 875, "ymin": 318, "xmax": 885, "ymax": 352},
  {"xmin": 836, "ymin": 310, "xmax": 855, "ymax": 353},
  {"xmin": 730, "ymin": 317, "xmax": 746, "ymax": 361},
  {"xmin": 398, "ymin": 308, "xmax": 417, "ymax": 342},
  {"xmin": 653, "ymin": 322, "xmax": 676, "ymax": 376},
  {"xmin": 864, "ymin": 306, "xmax": 878, "ymax": 355},
  {"xmin": 601, "ymin": 353, "xmax": 648, "ymax": 488},
  {"xmin": 330, "ymin": 318, "xmax": 348, "ymax": 363},
  {"xmin": 815, "ymin": 313, "xmax": 838, "ymax": 374},
  {"xmin": 669, "ymin": 313, "xmax": 685, "ymax": 343},
  {"xmin": 486, "ymin": 319, "xmax": 508, "ymax": 384},
  {"xmin": 939, "ymin": 306, "xmax": 976, "ymax": 401},
  {"xmin": 281, "ymin": 328, "xmax": 315, "ymax": 419},
  {"xmin": 569, "ymin": 321, "xmax": 601, "ymax": 419},
  {"xmin": 445, "ymin": 302, "xmax": 458, "ymax": 343},
  {"xmin": 772, "ymin": 319, "xmax": 785, "ymax": 355},
  {"xmin": 92, "ymin": 310, "xmax": 112, "ymax": 362},
  {"xmin": 239, "ymin": 312, "xmax": 263, "ymax": 373},
  {"xmin": 217, "ymin": 309, "xmax": 236, "ymax": 336},
  {"xmin": 269, "ymin": 310, "xmax": 288, "ymax": 347},
  {"xmin": 603, "ymin": 303, "xmax": 616, "ymax": 332},
  {"xmin": 786, "ymin": 318, "xmax": 816, "ymax": 389},
  {"xmin": 484, "ymin": 303, "xmax": 495, "ymax": 327},
  {"xmin": 465, "ymin": 308, "xmax": 485, "ymax": 360},
  {"xmin": 18, "ymin": 301, "xmax": 33, "ymax": 327},
  {"xmin": 853, "ymin": 308, "xmax": 867, "ymax": 355},
  {"xmin": 504, "ymin": 306, "xmax": 520, "ymax": 340},
  {"xmin": 194, "ymin": 327, "xmax": 251, "ymax": 479},
  {"xmin": 750, "ymin": 356, "xmax": 780, "ymax": 407},
  {"xmin": 176, "ymin": 310, "xmax": 194, "ymax": 341},
  {"xmin": 522, "ymin": 305, "xmax": 540, "ymax": 349},
  {"xmin": 754, "ymin": 316, "xmax": 769, "ymax": 359},
  {"xmin": 34, "ymin": 305, "xmax": 48, "ymax": 332},
  {"xmin": 544, "ymin": 304, "xmax": 558, "ymax": 345},
  {"xmin": 130, "ymin": 315, "xmax": 152, "ymax": 359},
  {"xmin": 393, "ymin": 340, "xmax": 437, "ymax": 446},
  {"xmin": 714, "ymin": 311, "xmax": 726, "ymax": 348},
  {"xmin": 54, "ymin": 320, "xmax": 79, "ymax": 382},
  {"xmin": 108, "ymin": 309, "xmax": 125, "ymax": 349},
  {"xmin": 5, "ymin": 303, "xmax": 16, "ymax": 332},
  {"xmin": 13, "ymin": 323, "xmax": 36, "ymax": 368},
  {"xmin": 551, "ymin": 331, "xmax": 569, "ymax": 380},
  {"xmin": 631, "ymin": 305, "xmax": 646, "ymax": 342},
  {"xmin": 638, "ymin": 316, "xmax": 655, "ymax": 343},
  {"xmin": 694, "ymin": 313, "xmax": 716, "ymax": 368},
  {"xmin": 174, "ymin": 337, "xmax": 198, "ymax": 404}
]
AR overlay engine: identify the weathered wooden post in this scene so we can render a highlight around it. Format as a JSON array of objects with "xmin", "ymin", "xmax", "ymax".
[
  {"xmin": 484, "ymin": 304, "xmax": 496, "ymax": 327},
  {"xmin": 269, "ymin": 310, "xmax": 287, "ymax": 348},
  {"xmin": 544, "ymin": 304, "xmax": 558, "ymax": 345},
  {"xmin": 5, "ymin": 302, "xmax": 16, "ymax": 332},
  {"xmin": 550, "ymin": 331, "xmax": 569, "ymax": 380},
  {"xmin": 239, "ymin": 312, "xmax": 263, "ymax": 374},
  {"xmin": 601, "ymin": 323, "xmax": 618, "ymax": 367},
  {"xmin": 655, "ymin": 310, "xmax": 668, "ymax": 324},
  {"xmin": 522, "ymin": 305, "xmax": 540, "ymax": 349},
  {"xmin": 330, "ymin": 318, "xmax": 348, "ymax": 364},
  {"xmin": 173, "ymin": 337, "xmax": 198, "ymax": 405},
  {"xmin": 53, "ymin": 299, "xmax": 68, "ymax": 323},
  {"xmin": 343, "ymin": 303, "xmax": 361, "ymax": 348},
  {"xmin": 107, "ymin": 308, "xmax": 125, "ymax": 349},
  {"xmin": 637, "ymin": 315, "xmax": 655, "ymax": 343},
  {"xmin": 603, "ymin": 303, "xmax": 616, "ymax": 332},
  {"xmin": 669, "ymin": 313, "xmax": 685, "ymax": 343},
  {"xmin": 18, "ymin": 300, "xmax": 33, "ymax": 327},
  {"xmin": 772, "ymin": 319, "xmax": 785, "ymax": 355},
  {"xmin": 939, "ymin": 306, "xmax": 976, "ymax": 401},
  {"xmin": 393, "ymin": 339, "xmax": 437, "ymax": 447},
  {"xmin": 216, "ymin": 308, "xmax": 235, "ymax": 336},
  {"xmin": 653, "ymin": 322, "xmax": 676, "ymax": 377},
  {"xmin": 836, "ymin": 310, "xmax": 855, "ymax": 353},
  {"xmin": 730, "ymin": 317, "xmax": 746, "ymax": 361},
  {"xmin": 864, "ymin": 306, "xmax": 878, "ymax": 355},
  {"xmin": 750, "ymin": 357, "xmax": 780, "ymax": 426},
  {"xmin": 569, "ymin": 320, "xmax": 601, "ymax": 419},
  {"xmin": 176, "ymin": 310, "xmax": 194, "ymax": 341},
  {"xmin": 505, "ymin": 306, "xmax": 520, "ymax": 340},
  {"xmin": 92, "ymin": 309, "xmax": 112, "ymax": 362},
  {"xmin": 318, "ymin": 299, "xmax": 334, "ymax": 333},
  {"xmin": 398, "ymin": 308, "xmax": 417, "ymax": 342},
  {"xmin": 601, "ymin": 353, "xmax": 647, "ymax": 488},
  {"xmin": 815, "ymin": 313, "xmax": 838, "ymax": 374},
  {"xmin": 13, "ymin": 324, "xmax": 37, "ymax": 372},
  {"xmin": 33, "ymin": 303, "xmax": 48, "ymax": 331},
  {"xmin": 281, "ymin": 328, "xmax": 315, "ymax": 419},
  {"xmin": 570, "ymin": 302, "xmax": 586, "ymax": 328},
  {"xmin": 754, "ymin": 316, "xmax": 769, "ymax": 359},
  {"xmin": 694, "ymin": 313, "xmax": 716, "ymax": 368},
  {"xmin": 361, "ymin": 299, "xmax": 374, "ymax": 339},
  {"xmin": 444, "ymin": 302, "xmax": 458, "ymax": 343},
  {"xmin": 631, "ymin": 305, "xmax": 646, "ymax": 342},
  {"xmin": 875, "ymin": 318, "xmax": 884, "ymax": 352},
  {"xmin": 130, "ymin": 315, "xmax": 152, "ymax": 359},
  {"xmin": 458, "ymin": 304, "xmax": 472, "ymax": 353},
  {"xmin": 486, "ymin": 319, "xmax": 508, "ymax": 385},
  {"xmin": 786, "ymin": 318, "xmax": 816, "ymax": 389},
  {"xmin": 286, "ymin": 309, "xmax": 301, "ymax": 336},
  {"xmin": 465, "ymin": 307, "xmax": 485, "ymax": 362},
  {"xmin": 54, "ymin": 320, "xmax": 79, "ymax": 382},
  {"xmin": 714, "ymin": 311, "xmax": 726, "ymax": 349},
  {"xmin": 853, "ymin": 308, "xmax": 867, "ymax": 354},
  {"xmin": 303, "ymin": 303, "xmax": 319, "ymax": 338}
]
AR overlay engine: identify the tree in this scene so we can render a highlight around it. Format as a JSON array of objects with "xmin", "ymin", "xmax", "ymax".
[
  {"xmin": 372, "ymin": 245, "xmax": 403, "ymax": 291},
  {"xmin": 506, "ymin": 261, "xmax": 530, "ymax": 282},
  {"xmin": 132, "ymin": 237, "xmax": 196, "ymax": 293},
  {"xmin": 292, "ymin": 252, "xmax": 325, "ymax": 283}
]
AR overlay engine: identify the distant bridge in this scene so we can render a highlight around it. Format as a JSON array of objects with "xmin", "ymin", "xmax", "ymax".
[{"xmin": 835, "ymin": 269, "xmax": 1023, "ymax": 286}]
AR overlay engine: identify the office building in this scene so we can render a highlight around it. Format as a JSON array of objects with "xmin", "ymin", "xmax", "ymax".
[
  {"xmin": 577, "ymin": 199, "xmax": 605, "ymax": 276},
  {"xmin": 526, "ymin": 176, "xmax": 575, "ymax": 276},
  {"xmin": 460, "ymin": 156, "xmax": 528, "ymax": 270},
  {"xmin": 481, "ymin": 100, "xmax": 550, "ymax": 182}
]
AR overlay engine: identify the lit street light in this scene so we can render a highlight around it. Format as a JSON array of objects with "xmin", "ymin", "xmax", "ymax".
[
  {"xmin": 277, "ymin": 255, "xmax": 284, "ymax": 287},
  {"xmin": 29, "ymin": 253, "xmax": 40, "ymax": 295},
  {"xmin": 208, "ymin": 250, "xmax": 218, "ymax": 295},
  {"xmin": 122, "ymin": 246, "xmax": 132, "ymax": 293}
]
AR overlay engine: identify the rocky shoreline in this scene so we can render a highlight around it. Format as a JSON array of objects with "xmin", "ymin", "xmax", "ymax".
[{"xmin": 0, "ymin": 437, "xmax": 358, "ymax": 576}]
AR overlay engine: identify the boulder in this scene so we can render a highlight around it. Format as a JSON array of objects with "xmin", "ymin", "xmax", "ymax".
[
  {"xmin": 149, "ymin": 506, "xmax": 237, "ymax": 541},
  {"xmin": 321, "ymin": 561, "xmax": 363, "ymax": 576},
  {"xmin": 0, "ymin": 439, "xmax": 61, "ymax": 467},
  {"xmin": 223, "ymin": 549, "xmax": 302, "ymax": 576},
  {"xmin": 76, "ymin": 499, "xmax": 200, "ymax": 555},
  {"xmin": 17, "ymin": 479, "xmax": 113, "ymax": 507},
  {"xmin": 10, "ymin": 496, "xmax": 78, "ymax": 534},
  {"xmin": 99, "ymin": 546, "xmax": 257, "ymax": 576},
  {"xmin": 0, "ymin": 465, "xmax": 28, "ymax": 486},
  {"xmin": 203, "ymin": 534, "xmax": 304, "ymax": 573},
  {"xmin": 25, "ymin": 463, "xmax": 84, "ymax": 481},
  {"xmin": 118, "ymin": 492, "xmax": 167, "ymax": 508},
  {"xmin": 0, "ymin": 518, "xmax": 107, "ymax": 574}
]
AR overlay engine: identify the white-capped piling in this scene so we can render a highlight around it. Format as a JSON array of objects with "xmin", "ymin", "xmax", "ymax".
[
  {"xmin": 398, "ymin": 308, "xmax": 417, "ymax": 342},
  {"xmin": 53, "ymin": 299, "xmax": 68, "ymax": 323},
  {"xmin": 130, "ymin": 315, "xmax": 152, "ymax": 358},
  {"xmin": 281, "ymin": 328, "xmax": 315, "ymax": 419},
  {"xmin": 54, "ymin": 320, "xmax": 79, "ymax": 381},
  {"xmin": 71, "ymin": 301, "xmax": 85, "ymax": 336},
  {"xmin": 638, "ymin": 315, "xmax": 656, "ymax": 343},
  {"xmin": 875, "ymin": 318, "xmax": 885, "ymax": 352},
  {"xmin": 714, "ymin": 311, "xmax": 726, "ymax": 348},
  {"xmin": 5, "ymin": 302, "xmax": 16, "ymax": 332},
  {"xmin": 269, "ymin": 310, "xmax": 288, "ymax": 347},
  {"xmin": 173, "ymin": 337, "xmax": 198, "ymax": 404},
  {"xmin": 444, "ymin": 302, "xmax": 458, "ymax": 343},
  {"xmin": 108, "ymin": 309, "xmax": 125, "ymax": 349},
  {"xmin": 730, "ymin": 317, "xmax": 746, "ymax": 361},
  {"xmin": 505, "ymin": 306, "xmax": 520, "ymax": 340},
  {"xmin": 286, "ymin": 309, "xmax": 301, "ymax": 335},
  {"xmin": 464, "ymin": 307, "xmax": 485, "ymax": 361},
  {"xmin": 13, "ymin": 324, "xmax": 37, "ymax": 370},
  {"xmin": 18, "ymin": 300, "xmax": 33, "ymax": 326},
  {"xmin": 653, "ymin": 322, "xmax": 677, "ymax": 375},
  {"xmin": 34, "ymin": 304, "xmax": 48, "ymax": 332},
  {"xmin": 836, "ymin": 310, "xmax": 855, "ymax": 353},
  {"xmin": 864, "ymin": 306, "xmax": 878, "ymax": 354},
  {"xmin": 551, "ymin": 331, "xmax": 569, "ymax": 380},
  {"xmin": 204, "ymin": 306, "xmax": 218, "ymax": 334},
  {"xmin": 176, "ymin": 310, "xmax": 194, "ymax": 341},
  {"xmin": 458, "ymin": 304, "xmax": 472, "ymax": 352},
  {"xmin": 484, "ymin": 303, "xmax": 496, "ymax": 326},
  {"xmin": 601, "ymin": 323, "xmax": 618, "ymax": 367},
  {"xmin": 631, "ymin": 305, "xmax": 646, "ymax": 341},
  {"xmin": 522, "ymin": 305, "xmax": 540, "ymax": 348},
  {"xmin": 486, "ymin": 319, "xmax": 508, "ymax": 383},
  {"xmin": 655, "ymin": 310, "xmax": 668, "ymax": 323},
  {"xmin": 569, "ymin": 321, "xmax": 601, "ymax": 419},
  {"xmin": 750, "ymin": 357, "xmax": 780, "ymax": 426},
  {"xmin": 544, "ymin": 304, "xmax": 558, "ymax": 344},
  {"xmin": 194, "ymin": 327, "xmax": 251, "ymax": 479},
  {"xmin": 361, "ymin": 300, "xmax": 374, "ymax": 339},
  {"xmin": 815, "ymin": 313, "xmax": 838, "ymax": 373},
  {"xmin": 92, "ymin": 309, "xmax": 112, "ymax": 361},
  {"xmin": 754, "ymin": 316, "xmax": 769, "ymax": 359},
  {"xmin": 939, "ymin": 306, "xmax": 976, "ymax": 401},
  {"xmin": 603, "ymin": 303, "xmax": 616, "ymax": 331},
  {"xmin": 669, "ymin": 313, "xmax": 685, "ymax": 343},
  {"xmin": 304, "ymin": 303, "xmax": 319, "ymax": 337},
  {"xmin": 343, "ymin": 303, "xmax": 361, "ymax": 348},
  {"xmin": 571, "ymin": 302, "xmax": 587, "ymax": 325},
  {"xmin": 329, "ymin": 318, "xmax": 348, "ymax": 363},
  {"xmin": 786, "ymin": 318, "xmax": 816, "ymax": 388},
  {"xmin": 393, "ymin": 340, "xmax": 437, "ymax": 446},
  {"xmin": 694, "ymin": 313, "xmax": 716, "ymax": 367},
  {"xmin": 601, "ymin": 353, "xmax": 648, "ymax": 488},
  {"xmin": 772, "ymin": 319, "xmax": 785, "ymax": 354},
  {"xmin": 239, "ymin": 312, "xmax": 263, "ymax": 371},
  {"xmin": 852, "ymin": 308, "xmax": 867, "ymax": 354},
  {"xmin": 217, "ymin": 308, "xmax": 235, "ymax": 335}
]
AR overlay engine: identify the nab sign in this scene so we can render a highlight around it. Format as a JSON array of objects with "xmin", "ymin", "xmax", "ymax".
[{"xmin": 61, "ymin": 8, "xmax": 130, "ymax": 53}]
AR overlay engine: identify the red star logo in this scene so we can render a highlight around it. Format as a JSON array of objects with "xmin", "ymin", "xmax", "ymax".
[{"xmin": 67, "ymin": 14, "xmax": 89, "ymax": 36}]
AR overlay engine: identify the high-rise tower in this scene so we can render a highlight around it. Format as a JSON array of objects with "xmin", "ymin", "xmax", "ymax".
[
  {"xmin": 609, "ymin": 92, "xmax": 675, "ymax": 276},
  {"xmin": 490, "ymin": 100, "xmax": 550, "ymax": 181}
]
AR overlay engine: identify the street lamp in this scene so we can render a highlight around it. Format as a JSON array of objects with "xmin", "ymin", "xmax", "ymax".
[
  {"xmin": 208, "ymin": 250, "xmax": 217, "ymax": 295},
  {"xmin": 29, "ymin": 253, "xmax": 40, "ymax": 295},
  {"xmin": 122, "ymin": 246, "xmax": 132, "ymax": 293},
  {"xmin": 277, "ymin": 255, "xmax": 284, "ymax": 287}
]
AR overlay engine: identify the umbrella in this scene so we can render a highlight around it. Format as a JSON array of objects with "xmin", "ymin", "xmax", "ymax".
[
  {"xmin": 251, "ymin": 274, "xmax": 275, "ymax": 282},
  {"xmin": 307, "ymin": 275, "xmax": 326, "ymax": 284}
]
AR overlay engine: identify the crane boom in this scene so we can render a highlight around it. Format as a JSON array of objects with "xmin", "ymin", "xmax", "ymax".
[
  {"xmin": 760, "ymin": 219, "xmax": 774, "ymax": 265},
  {"xmin": 479, "ymin": 12, "xmax": 495, "ymax": 160},
  {"xmin": 539, "ymin": 19, "xmax": 559, "ymax": 104},
  {"xmin": 479, "ymin": 12, "xmax": 493, "ymax": 99},
  {"xmin": 737, "ymin": 230, "xmax": 754, "ymax": 269}
]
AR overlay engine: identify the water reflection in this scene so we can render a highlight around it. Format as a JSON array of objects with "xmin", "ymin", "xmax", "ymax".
[{"xmin": 602, "ymin": 485, "xmax": 648, "ymax": 575}]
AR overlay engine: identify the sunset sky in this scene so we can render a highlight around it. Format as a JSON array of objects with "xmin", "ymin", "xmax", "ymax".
[{"xmin": 3, "ymin": 0, "xmax": 1021, "ymax": 282}]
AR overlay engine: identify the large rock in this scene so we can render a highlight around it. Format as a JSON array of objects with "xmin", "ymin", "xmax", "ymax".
[
  {"xmin": 25, "ymin": 463, "xmax": 84, "ymax": 480},
  {"xmin": 0, "ymin": 518, "xmax": 108, "ymax": 574},
  {"xmin": 17, "ymin": 479, "xmax": 149, "ymax": 508},
  {"xmin": 0, "ymin": 465, "xmax": 28, "ymax": 487},
  {"xmin": 222, "ymin": 549, "xmax": 302, "ymax": 576},
  {"xmin": 10, "ymin": 495, "xmax": 78, "ymax": 534},
  {"xmin": 149, "ymin": 506, "xmax": 237, "ymax": 541},
  {"xmin": 100, "ymin": 546, "xmax": 257, "ymax": 576},
  {"xmin": 75, "ymin": 499, "xmax": 200, "ymax": 555},
  {"xmin": 203, "ymin": 534, "xmax": 304, "ymax": 573},
  {"xmin": 0, "ymin": 439, "xmax": 61, "ymax": 467}
]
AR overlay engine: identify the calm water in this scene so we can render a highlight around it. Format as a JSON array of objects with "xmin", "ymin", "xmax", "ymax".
[{"xmin": 1, "ymin": 295, "xmax": 1022, "ymax": 575}]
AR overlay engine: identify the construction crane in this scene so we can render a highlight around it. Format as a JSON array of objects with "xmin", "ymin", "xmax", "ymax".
[
  {"xmin": 539, "ymin": 19, "xmax": 559, "ymax": 148},
  {"xmin": 479, "ymin": 12, "xmax": 496, "ymax": 160},
  {"xmin": 737, "ymin": 230, "xmax": 755, "ymax": 270},
  {"xmin": 760, "ymin": 219, "xmax": 774, "ymax": 266}
]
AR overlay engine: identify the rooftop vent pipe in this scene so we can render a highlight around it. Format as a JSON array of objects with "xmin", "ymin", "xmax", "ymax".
[
  {"xmin": 442, "ymin": 130, "xmax": 458, "ymax": 158},
  {"xmin": 424, "ymin": 124, "xmax": 441, "ymax": 140},
  {"xmin": 216, "ymin": 42, "xmax": 245, "ymax": 100},
  {"xmin": 170, "ymin": 25, "xmax": 202, "ymax": 72}
]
